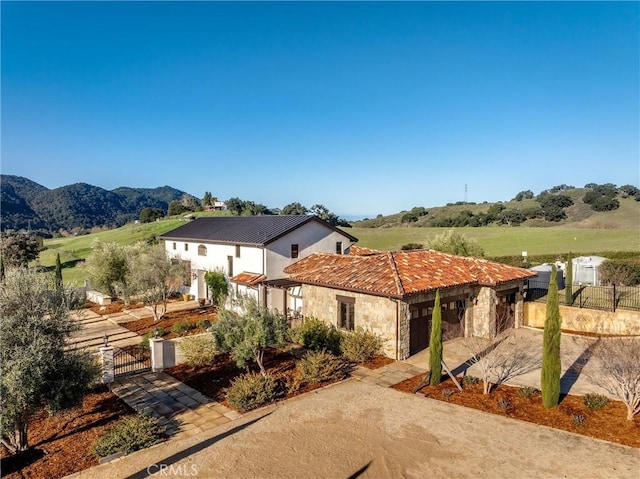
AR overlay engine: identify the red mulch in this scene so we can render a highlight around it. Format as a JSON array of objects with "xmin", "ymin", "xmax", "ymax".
[
  {"xmin": 165, "ymin": 348, "xmax": 339, "ymax": 409},
  {"xmin": 88, "ymin": 300, "xmax": 145, "ymax": 316},
  {"xmin": 0, "ymin": 386, "xmax": 134, "ymax": 479},
  {"xmin": 392, "ymin": 374, "xmax": 640, "ymax": 449},
  {"xmin": 360, "ymin": 355, "xmax": 395, "ymax": 370},
  {"xmin": 119, "ymin": 305, "xmax": 218, "ymax": 339}
]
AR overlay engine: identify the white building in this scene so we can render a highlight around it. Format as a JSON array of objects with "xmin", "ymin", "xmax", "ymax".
[{"xmin": 158, "ymin": 215, "xmax": 358, "ymax": 314}]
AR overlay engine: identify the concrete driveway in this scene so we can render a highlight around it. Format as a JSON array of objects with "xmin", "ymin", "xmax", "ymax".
[{"xmin": 68, "ymin": 379, "xmax": 640, "ymax": 479}]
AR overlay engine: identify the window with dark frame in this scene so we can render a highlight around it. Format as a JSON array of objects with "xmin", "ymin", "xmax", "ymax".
[
  {"xmin": 337, "ymin": 295, "xmax": 355, "ymax": 330},
  {"xmin": 235, "ymin": 245, "xmax": 241, "ymax": 258},
  {"xmin": 291, "ymin": 244, "xmax": 299, "ymax": 259},
  {"xmin": 172, "ymin": 242, "xmax": 176, "ymax": 250},
  {"xmin": 184, "ymin": 243, "xmax": 188, "ymax": 252},
  {"xmin": 336, "ymin": 241, "xmax": 343, "ymax": 254}
]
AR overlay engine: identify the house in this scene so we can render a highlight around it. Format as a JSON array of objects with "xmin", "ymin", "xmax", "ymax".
[
  {"xmin": 283, "ymin": 249, "xmax": 536, "ymax": 360},
  {"xmin": 158, "ymin": 215, "xmax": 358, "ymax": 313}
]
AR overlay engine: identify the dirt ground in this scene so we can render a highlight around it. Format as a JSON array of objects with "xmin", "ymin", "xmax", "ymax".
[{"xmin": 70, "ymin": 380, "xmax": 640, "ymax": 479}]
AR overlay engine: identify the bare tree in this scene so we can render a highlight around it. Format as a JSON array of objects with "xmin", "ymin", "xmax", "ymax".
[
  {"xmin": 463, "ymin": 330, "xmax": 540, "ymax": 394},
  {"xmin": 575, "ymin": 336, "xmax": 640, "ymax": 421}
]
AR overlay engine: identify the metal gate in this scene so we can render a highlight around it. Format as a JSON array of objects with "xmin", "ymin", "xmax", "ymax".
[{"xmin": 113, "ymin": 346, "xmax": 151, "ymax": 377}]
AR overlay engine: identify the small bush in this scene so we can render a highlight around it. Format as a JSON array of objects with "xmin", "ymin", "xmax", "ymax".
[
  {"xmin": 296, "ymin": 351, "xmax": 347, "ymax": 384},
  {"xmin": 292, "ymin": 318, "xmax": 341, "ymax": 355},
  {"xmin": 91, "ymin": 414, "xmax": 165, "ymax": 458},
  {"xmin": 572, "ymin": 414, "xmax": 587, "ymax": 426},
  {"xmin": 140, "ymin": 327, "xmax": 167, "ymax": 350},
  {"xmin": 178, "ymin": 334, "xmax": 217, "ymax": 367},
  {"xmin": 497, "ymin": 398, "xmax": 511, "ymax": 410},
  {"xmin": 518, "ymin": 386, "xmax": 540, "ymax": 398},
  {"xmin": 171, "ymin": 320, "xmax": 195, "ymax": 335},
  {"xmin": 441, "ymin": 388, "xmax": 456, "ymax": 399},
  {"xmin": 196, "ymin": 318, "xmax": 213, "ymax": 330},
  {"xmin": 340, "ymin": 328, "xmax": 383, "ymax": 363},
  {"xmin": 461, "ymin": 375, "xmax": 480, "ymax": 386},
  {"xmin": 226, "ymin": 373, "xmax": 281, "ymax": 412},
  {"xmin": 583, "ymin": 393, "xmax": 609, "ymax": 410}
]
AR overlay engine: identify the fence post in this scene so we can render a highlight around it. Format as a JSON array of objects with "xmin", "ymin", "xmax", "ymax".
[
  {"xmin": 150, "ymin": 338, "xmax": 165, "ymax": 372},
  {"xmin": 98, "ymin": 346, "xmax": 114, "ymax": 384}
]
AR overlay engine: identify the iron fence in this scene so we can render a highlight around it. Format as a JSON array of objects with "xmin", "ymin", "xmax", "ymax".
[{"xmin": 526, "ymin": 283, "xmax": 640, "ymax": 312}]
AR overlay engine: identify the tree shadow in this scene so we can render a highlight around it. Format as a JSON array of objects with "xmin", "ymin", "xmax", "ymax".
[
  {"xmin": 559, "ymin": 338, "xmax": 600, "ymax": 402},
  {"xmin": 123, "ymin": 412, "xmax": 272, "ymax": 479},
  {"xmin": 347, "ymin": 460, "xmax": 373, "ymax": 479},
  {"xmin": 0, "ymin": 446, "xmax": 45, "ymax": 475}
]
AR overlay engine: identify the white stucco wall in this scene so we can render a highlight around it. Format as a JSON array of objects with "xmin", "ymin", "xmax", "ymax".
[{"xmin": 266, "ymin": 222, "xmax": 355, "ymax": 279}]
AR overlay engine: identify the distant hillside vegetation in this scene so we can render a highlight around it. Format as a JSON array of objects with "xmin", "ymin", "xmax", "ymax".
[
  {"xmin": 0, "ymin": 175, "xmax": 190, "ymax": 233},
  {"xmin": 354, "ymin": 184, "xmax": 640, "ymax": 229}
]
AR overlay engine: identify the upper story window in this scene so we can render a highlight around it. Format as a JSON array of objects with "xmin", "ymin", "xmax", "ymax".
[
  {"xmin": 198, "ymin": 245, "xmax": 207, "ymax": 256},
  {"xmin": 291, "ymin": 244, "xmax": 299, "ymax": 259},
  {"xmin": 336, "ymin": 241, "xmax": 343, "ymax": 254},
  {"xmin": 235, "ymin": 245, "xmax": 241, "ymax": 258},
  {"xmin": 184, "ymin": 243, "xmax": 189, "ymax": 252},
  {"xmin": 172, "ymin": 242, "xmax": 176, "ymax": 250}
]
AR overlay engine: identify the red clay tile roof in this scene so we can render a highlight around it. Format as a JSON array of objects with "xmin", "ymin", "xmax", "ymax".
[
  {"xmin": 284, "ymin": 250, "xmax": 536, "ymax": 298},
  {"xmin": 230, "ymin": 272, "xmax": 267, "ymax": 286},
  {"xmin": 349, "ymin": 245, "xmax": 384, "ymax": 256}
]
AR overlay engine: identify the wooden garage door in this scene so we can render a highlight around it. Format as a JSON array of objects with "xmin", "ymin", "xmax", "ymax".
[{"xmin": 409, "ymin": 297, "xmax": 466, "ymax": 355}]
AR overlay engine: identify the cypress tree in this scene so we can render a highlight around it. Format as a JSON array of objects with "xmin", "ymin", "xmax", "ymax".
[
  {"xmin": 55, "ymin": 252, "xmax": 63, "ymax": 289},
  {"xmin": 565, "ymin": 253, "xmax": 573, "ymax": 305},
  {"xmin": 429, "ymin": 290, "xmax": 443, "ymax": 386},
  {"xmin": 541, "ymin": 265, "xmax": 562, "ymax": 407}
]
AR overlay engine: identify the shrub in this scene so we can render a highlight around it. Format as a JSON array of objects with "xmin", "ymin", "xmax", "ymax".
[
  {"xmin": 178, "ymin": 334, "xmax": 217, "ymax": 367},
  {"xmin": 441, "ymin": 388, "xmax": 456, "ymax": 399},
  {"xmin": 518, "ymin": 386, "xmax": 540, "ymax": 398},
  {"xmin": 171, "ymin": 320, "xmax": 195, "ymax": 335},
  {"xmin": 572, "ymin": 414, "xmax": 587, "ymax": 426},
  {"xmin": 91, "ymin": 414, "xmax": 165, "ymax": 458},
  {"xmin": 296, "ymin": 351, "xmax": 347, "ymax": 384},
  {"xmin": 461, "ymin": 375, "xmax": 480, "ymax": 386},
  {"xmin": 226, "ymin": 373, "xmax": 281, "ymax": 412},
  {"xmin": 196, "ymin": 318, "xmax": 213, "ymax": 330},
  {"xmin": 292, "ymin": 318, "xmax": 342, "ymax": 355},
  {"xmin": 340, "ymin": 327, "xmax": 383, "ymax": 363},
  {"xmin": 496, "ymin": 398, "xmax": 511, "ymax": 410},
  {"xmin": 140, "ymin": 327, "xmax": 167, "ymax": 350},
  {"xmin": 583, "ymin": 393, "xmax": 609, "ymax": 411}
]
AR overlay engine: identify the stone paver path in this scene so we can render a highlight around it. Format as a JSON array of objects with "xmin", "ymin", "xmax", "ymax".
[
  {"xmin": 110, "ymin": 372, "xmax": 242, "ymax": 441},
  {"xmin": 352, "ymin": 361, "xmax": 425, "ymax": 387}
]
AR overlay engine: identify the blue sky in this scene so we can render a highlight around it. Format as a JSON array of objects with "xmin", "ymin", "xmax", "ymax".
[{"xmin": 2, "ymin": 1, "xmax": 638, "ymax": 217}]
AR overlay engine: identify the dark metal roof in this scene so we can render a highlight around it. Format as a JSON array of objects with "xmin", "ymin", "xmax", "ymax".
[{"xmin": 158, "ymin": 215, "xmax": 358, "ymax": 246}]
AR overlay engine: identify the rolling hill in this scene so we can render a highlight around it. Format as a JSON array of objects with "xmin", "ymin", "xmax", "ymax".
[{"xmin": 0, "ymin": 175, "xmax": 191, "ymax": 232}]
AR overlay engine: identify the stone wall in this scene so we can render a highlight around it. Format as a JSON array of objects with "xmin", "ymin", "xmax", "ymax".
[
  {"xmin": 301, "ymin": 285, "xmax": 399, "ymax": 359},
  {"xmin": 524, "ymin": 302, "xmax": 640, "ymax": 335}
]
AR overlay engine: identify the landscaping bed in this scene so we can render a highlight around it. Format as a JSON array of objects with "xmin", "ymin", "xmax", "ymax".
[
  {"xmin": 392, "ymin": 374, "xmax": 640, "ymax": 449},
  {"xmin": 119, "ymin": 305, "xmax": 217, "ymax": 340},
  {"xmin": 0, "ymin": 386, "xmax": 134, "ymax": 479}
]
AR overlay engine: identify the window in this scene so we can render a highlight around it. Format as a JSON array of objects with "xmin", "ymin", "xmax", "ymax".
[
  {"xmin": 291, "ymin": 244, "xmax": 299, "ymax": 259},
  {"xmin": 337, "ymin": 295, "xmax": 355, "ymax": 330},
  {"xmin": 235, "ymin": 245, "xmax": 241, "ymax": 258},
  {"xmin": 198, "ymin": 245, "xmax": 207, "ymax": 256},
  {"xmin": 184, "ymin": 243, "xmax": 189, "ymax": 252},
  {"xmin": 172, "ymin": 242, "xmax": 176, "ymax": 250},
  {"xmin": 227, "ymin": 256, "xmax": 233, "ymax": 277},
  {"xmin": 336, "ymin": 241, "xmax": 343, "ymax": 254}
]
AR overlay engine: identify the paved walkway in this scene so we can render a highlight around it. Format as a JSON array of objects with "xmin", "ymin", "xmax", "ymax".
[{"xmin": 110, "ymin": 372, "xmax": 241, "ymax": 442}]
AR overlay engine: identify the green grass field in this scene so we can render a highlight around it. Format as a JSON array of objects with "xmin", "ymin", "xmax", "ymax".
[
  {"xmin": 38, "ymin": 218, "xmax": 639, "ymax": 287},
  {"xmin": 346, "ymin": 226, "xmax": 640, "ymax": 257}
]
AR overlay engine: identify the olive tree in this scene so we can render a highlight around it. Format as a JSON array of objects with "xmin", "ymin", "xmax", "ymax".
[
  {"xmin": 428, "ymin": 229, "xmax": 485, "ymax": 257},
  {"xmin": 210, "ymin": 295, "xmax": 289, "ymax": 376},
  {"xmin": 128, "ymin": 243, "xmax": 184, "ymax": 321},
  {"xmin": 204, "ymin": 270, "xmax": 229, "ymax": 306},
  {"xmin": 86, "ymin": 241, "xmax": 132, "ymax": 299},
  {"xmin": 0, "ymin": 268, "xmax": 99, "ymax": 453}
]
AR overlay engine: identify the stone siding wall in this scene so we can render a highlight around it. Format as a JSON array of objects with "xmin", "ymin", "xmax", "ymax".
[
  {"xmin": 301, "ymin": 285, "xmax": 399, "ymax": 359},
  {"xmin": 524, "ymin": 302, "xmax": 640, "ymax": 335}
]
